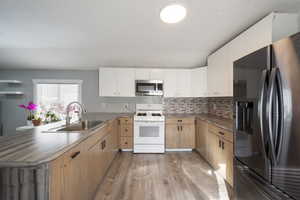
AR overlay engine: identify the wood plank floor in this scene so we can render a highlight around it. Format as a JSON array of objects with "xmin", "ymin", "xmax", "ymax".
[{"xmin": 94, "ymin": 152, "xmax": 232, "ymax": 200}]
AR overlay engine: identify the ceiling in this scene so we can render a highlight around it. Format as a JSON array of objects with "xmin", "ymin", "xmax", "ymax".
[{"xmin": 0, "ymin": 0, "xmax": 300, "ymax": 70}]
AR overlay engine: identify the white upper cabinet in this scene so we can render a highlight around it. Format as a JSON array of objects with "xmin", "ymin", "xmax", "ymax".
[
  {"xmin": 150, "ymin": 69, "xmax": 164, "ymax": 80},
  {"xmin": 99, "ymin": 68, "xmax": 135, "ymax": 97},
  {"xmin": 135, "ymin": 69, "xmax": 150, "ymax": 80},
  {"xmin": 135, "ymin": 69, "xmax": 164, "ymax": 80},
  {"xmin": 164, "ymin": 69, "xmax": 192, "ymax": 97},
  {"xmin": 207, "ymin": 12, "xmax": 299, "ymax": 97},
  {"xmin": 164, "ymin": 70, "xmax": 178, "ymax": 97},
  {"xmin": 191, "ymin": 67, "xmax": 207, "ymax": 97}
]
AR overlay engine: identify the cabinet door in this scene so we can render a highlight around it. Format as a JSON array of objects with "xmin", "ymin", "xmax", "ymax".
[
  {"xmin": 63, "ymin": 145, "xmax": 86, "ymax": 200},
  {"xmin": 206, "ymin": 132, "xmax": 219, "ymax": 168},
  {"xmin": 99, "ymin": 68, "xmax": 118, "ymax": 96},
  {"xmin": 86, "ymin": 140, "xmax": 105, "ymax": 198},
  {"xmin": 191, "ymin": 67, "xmax": 207, "ymax": 97},
  {"xmin": 176, "ymin": 70, "xmax": 191, "ymax": 97},
  {"xmin": 166, "ymin": 124, "xmax": 179, "ymax": 148},
  {"xmin": 179, "ymin": 124, "xmax": 195, "ymax": 148},
  {"xmin": 135, "ymin": 69, "xmax": 150, "ymax": 80},
  {"xmin": 49, "ymin": 156, "xmax": 64, "ymax": 200},
  {"xmin": 196, "ymin": 120, "xmax": 208, "ymax": 158},
  {"xmin": 224, "ymin": 139, "xmax": 234, "ymax": 186},
  {"xmin": 150, "ymin": 69, "xmax": 164, "ymax": 80},
  {"xmin": 164, "ymin": 70, "xmax": 177, "ymax": 97},
  {"xmin": 117, "ymin": 69, "xmax": 135, "ymax": 97},
  {"xmin": 214, "ymin": 137, "xmax": 226, "ymax": 177}
]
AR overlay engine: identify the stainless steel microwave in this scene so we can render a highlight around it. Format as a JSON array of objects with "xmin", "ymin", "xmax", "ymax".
[{"xmin": 135, "ymin": 80, "xmax": 163, "ymax": 96}]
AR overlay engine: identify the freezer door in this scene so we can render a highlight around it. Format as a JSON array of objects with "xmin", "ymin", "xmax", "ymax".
[
  {"xmin": 234, "ymin": 159, "xmax": 292, "ymax": 200},
  {"xmin": 233, "ymin": 46, "xmax": 271, "ymax": 181},
  {"xmin": 271, "ymin": 32, "xmax": 300, "ymax": 199}
]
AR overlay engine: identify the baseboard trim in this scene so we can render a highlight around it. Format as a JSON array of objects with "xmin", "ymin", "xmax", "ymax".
[{"xmin": 166, "ymin": 148, "xmax": 193, "ymax": 152}]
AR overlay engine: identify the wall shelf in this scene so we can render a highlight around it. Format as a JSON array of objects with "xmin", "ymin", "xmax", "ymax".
[
  {"xmin": 0, "ymin": 91, "xmax": 24, "ymax": 95},
  {"xmin": 0, "ymin": 80, "xmax": 22, "ymax": 84}
]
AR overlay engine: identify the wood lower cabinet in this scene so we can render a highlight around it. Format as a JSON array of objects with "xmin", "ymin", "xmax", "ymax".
[
  {"xmin": 180, "ymin": 124, "xmax": 195, "ymax": 148},
  {"xmin": 63, "ymin": 143, "xmax": 86, "ymax": 200},
  {"xmin": 119, "ymin": 117, "xmax": 133, "ymax": 150},
  {"xmin": 196, "ymin": 119, "xmax": 233, "ymax": 186},
  {"xmin": 166, "ymin": 124, "xmax": 179, "ymax": 148},
  {"xmin": 166, "ymin": 117, "xmax": 195, "ymax": 149},
  {"xmin": 49, "ymin": 119, "xmax": 120, "ymax": 200},
  {"xmin": 196, "ymin": 120, "xmax": 208, "ymax": 159},
  {"xmin": 49, "ymin": 156, "xmax": 64, "ymax": 200}
]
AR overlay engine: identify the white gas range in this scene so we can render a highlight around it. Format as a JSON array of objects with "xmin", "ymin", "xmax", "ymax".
[{"xmin": 133, "ymin": 104, "xmax": 165, "ymax": 153}]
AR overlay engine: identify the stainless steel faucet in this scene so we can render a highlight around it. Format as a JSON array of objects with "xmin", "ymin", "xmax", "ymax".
[{"xmin": 65, "ymin": 101, "xmax": 87, "ymax": 126}]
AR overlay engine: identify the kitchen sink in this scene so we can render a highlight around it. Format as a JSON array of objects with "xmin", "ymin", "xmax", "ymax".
[{"xmin": 46, "ymin": 120, "xmax": 103, "ymax": 132}]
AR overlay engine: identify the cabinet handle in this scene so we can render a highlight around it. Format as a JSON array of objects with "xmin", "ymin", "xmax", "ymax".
[
  {"xmin": 125, "ymin": 128, "xmax": 128, "ymax": 132},
  {"xmin": 70, "ymin": 151, "xmax": 80, "ymax": 159},
  {"xmin": 125, "ymin": 142, "xmax": 128, "ymax": 144},
  {"xmin": 218, "ymin": 131, "xmax": 225, "ymax": 136},
  {"xmin": 178, "ymin": 120, "xmax": 182, "ymax": 122},
  {"xmin": 222, "ymin": 141, "xmax": 224, "ymax": 150},
  {"xmin": 177, "ymin": 126, "xmax": 179, "ymax": 131},
  {"xmin": 219, "ymin": 140, "xmax": 221, "ymax": 148},
  {"xmin": 180, "ymin": 126, "xmax": 183, "ymax": 131},
  {"xmin": 101, "ymin": 140, "xmax": 106, "ymax": 150}
]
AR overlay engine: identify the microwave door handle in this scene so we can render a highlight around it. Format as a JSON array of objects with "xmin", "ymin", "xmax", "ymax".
[
  {"xmin": 258, "ymin": 69, "xmax": 268, "ymax": 159},
  {"xmin": 266, "ymin": 68, "xmax": 279, "ymax": 165}
]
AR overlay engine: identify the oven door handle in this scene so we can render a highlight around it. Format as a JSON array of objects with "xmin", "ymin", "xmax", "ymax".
[{"xmin": 134, "ymin": 121, "xmax": 165, "ymax": 123}]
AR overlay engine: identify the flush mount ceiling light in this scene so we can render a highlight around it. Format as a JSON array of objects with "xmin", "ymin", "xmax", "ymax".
[{"xmin": 160, "ymin": 4, "xmax": 186, "ymax": 24}]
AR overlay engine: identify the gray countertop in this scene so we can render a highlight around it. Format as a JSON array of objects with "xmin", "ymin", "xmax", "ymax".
[
  {"xmin": 0, "ymin": 112, "xmax": 232, "ymax": 167},
  {"xmin": 165, "ymin": 113, "xmax": 233, "ymax": 132},
  {"xmin": 0, "ymin": 113, "xmax": 133, "ymax": 167}
]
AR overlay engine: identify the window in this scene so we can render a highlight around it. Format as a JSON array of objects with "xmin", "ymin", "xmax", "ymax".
[{"xmin": 33, "ymin": 79, "xmax": 82, "ymax": 120}]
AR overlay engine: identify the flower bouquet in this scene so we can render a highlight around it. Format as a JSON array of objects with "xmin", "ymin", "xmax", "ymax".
[{"xmin": 18, "ymin": 102, "xmax": 38, "ymax": 126}]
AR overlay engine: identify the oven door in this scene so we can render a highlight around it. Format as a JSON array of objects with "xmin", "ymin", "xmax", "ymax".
[{"xmin": 134, "ymin": 121, "xmax": 165, "ymax": 145}]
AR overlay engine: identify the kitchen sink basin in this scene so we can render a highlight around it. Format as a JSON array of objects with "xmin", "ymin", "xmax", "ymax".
[{"xmin": 46, "ymin": 120, "xmax": 103, "ymax": 132}]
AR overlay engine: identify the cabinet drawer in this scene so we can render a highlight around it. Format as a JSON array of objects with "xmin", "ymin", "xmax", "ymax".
[
  {"xmin": 166, "ymin": 117, "xmax": 195, "ymax": 124},
  {"xmin": 119, "ymin": 117, "xmax": 133, "ymax": 125},
  {"xmin": 120, "ymin": 137, "xmax": 133, "ymax": 149},
  {"xmin": 120, "ymin": 125, "xmax": 133, "ymax": 137},
  {"xmin": 208, "ymin": 124, "xmax": 233, "ymax": 143},
  {"xmin": 63, "ymin": 143, "xmax": 84, "ymax": 163}
]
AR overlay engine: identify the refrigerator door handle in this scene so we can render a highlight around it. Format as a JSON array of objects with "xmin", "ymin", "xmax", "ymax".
[
  {"xmin": 267, "ymin": 68, "xmax": 283, "ymax": 165},
  {"xmin": 258, "ymin": 69, "xmax": 268, "ymax": 158}
]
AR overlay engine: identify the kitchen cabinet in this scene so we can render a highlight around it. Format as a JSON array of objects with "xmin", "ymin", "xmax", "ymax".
[
  {"xmin": 166, "ymin": 117, "xmax": 195, "ymax": 149},
  {"xmin": 207, "ymin": 12, "xmax": 299, "ymax": 97},
  {"xmin": 99, "ymin": 68, "xmax": 135, "ymax": 97},
  {"xmin": 49, "ymin": 156, "xmax": 64, "ymax": 200},
  {"xmin": 191, "ymin": 67, "xmax": 207, "ymax": 97},
  {"xmin": 49, "ymin": 119, "xmax": 120, "ymax": 200},
  {"xmin": 63, "ymin": 143, "xmax": 86, "ymax": 200},
  {"xmin": 195, "ymin": 119, "xmax": 234, "ymax": 186},
  {"xmin": 119, "ymin": 117, "xmax": 133, "ymax": 150},
  {"xmin": 195, "ymin": 119, "xmax": 208, "ymax": 159},
  {"xmin": 100, "ymin": 67, "xmax": 206, "ymax": 97},
  {"xmin": 164, "ymin": 70, "xmax": 191, "ymax": 97},
  {"xmin": 166, "ymin": 124, "xmax": 179, "ymax": 148},
  {"xmin": 135, "ymin": 68, "xmax": 164, "ymax": 80}
]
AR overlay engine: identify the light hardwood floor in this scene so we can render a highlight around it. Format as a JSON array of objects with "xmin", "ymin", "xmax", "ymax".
[{"xmin": 94, "ymin": 152, "xmax": 232, "ymax": 200}]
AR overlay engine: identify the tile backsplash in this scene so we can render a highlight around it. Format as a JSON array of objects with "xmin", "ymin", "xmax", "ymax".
[
  {"xmin": 162, "ymin": 97, "xmax": 233, "ymax": 119},
  {"xmin": 207, "ymin": 97, "xmax": 233, "ymax": 119},
  {"xmin": 98, "ymin": 97, "xmax": 234, "ymax": 119},
  {"xmin": 163, "ymin": 97, "xmax": 208, "ymax": 114}
]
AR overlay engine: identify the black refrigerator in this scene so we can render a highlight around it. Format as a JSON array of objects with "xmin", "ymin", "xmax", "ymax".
[{"xmin": 234, "ymin": 32, "xmax": 300, "ymax": 200}]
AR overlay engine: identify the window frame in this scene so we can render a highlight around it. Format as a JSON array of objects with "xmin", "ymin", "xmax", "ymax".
[{"xmin": 32, "ymin": 79, "xmax": 83, "ymax": 106}]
